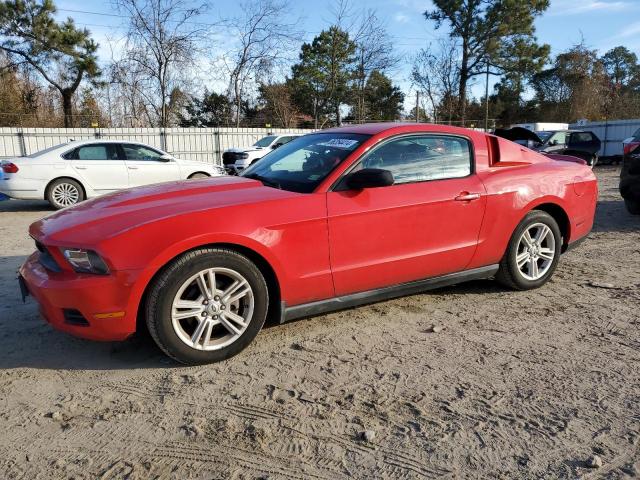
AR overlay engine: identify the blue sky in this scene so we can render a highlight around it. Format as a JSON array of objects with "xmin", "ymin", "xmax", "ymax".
[{"xmin": 53, "ymin": 0, "xmax": 640, "ymax": 104}]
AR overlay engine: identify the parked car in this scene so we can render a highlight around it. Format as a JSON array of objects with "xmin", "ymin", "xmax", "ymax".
[
  {"xmin": 222, "ymin": 134, "xmax": 301, "ymax": 174},
  {"xmin": 0, "ymin": 140, "xmax": 225, "ymax": 209},
  {"xmin": 19, "ymin": 123, "xmax": 597, "ymax": 364},
  {"xmin": 536, "ymin": 130, "xmax": 601, "ymax": 166},
  {"xmin": 494, "ymin": 127, "xmax": 600, "ymax": 167},
  {"xmin": 621, "ymin": 127, "xmax": 640, "ymax": 214}
]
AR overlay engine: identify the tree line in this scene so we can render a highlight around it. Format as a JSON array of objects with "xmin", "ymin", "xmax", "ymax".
[{"xmin": 1, "ymin": 0, "xmax": 639, "ymax": 129}]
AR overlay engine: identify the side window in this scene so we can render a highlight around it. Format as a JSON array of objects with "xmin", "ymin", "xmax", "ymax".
[
  {"xmin": 358, "ymin": 135, "xmax": 472, "ymax": 184},
  {"xmin": 123, "ymin": 144, "xmax": 164, "ymax": 161},
  {"xmin": 74, "ymin": 144, "xmax": 119, "ymax": 160},
  {"xmin": 571, "ymin": 132, "xmax": 592, "ymax": 144}
]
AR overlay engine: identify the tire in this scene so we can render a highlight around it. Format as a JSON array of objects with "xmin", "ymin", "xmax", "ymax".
[
  {"xmin": 46, "ymin": 178, "xmax": 85, "ymax": 209},
  {"xmin": 624, "ymin": 198, "xmax": 640, "ymax": 215},
  {"xmin": 590, "ymin": 155, "xmax": 598, "ymax": 168},
  {"xmin": 188, "ymin": 172, "xmax": 210, "ymax": 179},
  {"xmin": 496, "ymin": 210, "xmax": 562, "ymax": 291},
  {"xmin": 145, "ymin": 248, "xmax": 268, "ymax": 365}
]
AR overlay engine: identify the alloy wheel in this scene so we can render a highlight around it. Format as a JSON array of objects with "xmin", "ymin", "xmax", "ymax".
[
  {"xmin": 515, "ymin": 222, "xmax": 556, "ymax": 281},
  {"xmin": 51, "ymin": 183, "xmax": 80, "ymax": 207},
  {"xmin": 171, "ymin": 267, "xmax": 254, "ymax": 351}
]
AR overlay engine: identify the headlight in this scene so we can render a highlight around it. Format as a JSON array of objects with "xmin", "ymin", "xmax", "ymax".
[{"xmin": 60, "ymin": 248, "xmax": 110, "ymax": 274}]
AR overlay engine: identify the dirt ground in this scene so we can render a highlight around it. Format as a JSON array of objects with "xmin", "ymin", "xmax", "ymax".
[{"xmin": 0, "ymin": 166, "xmax": 638, "ymax": 479}]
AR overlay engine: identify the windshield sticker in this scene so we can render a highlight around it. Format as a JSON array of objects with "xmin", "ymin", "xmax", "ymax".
[{"xmin": 317, "ymin": 138, "xmax": 360, "ymax": 150}]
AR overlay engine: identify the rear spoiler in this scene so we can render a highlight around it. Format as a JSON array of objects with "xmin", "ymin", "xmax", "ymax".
[{"xmin": 544, "ymin": 153, "xmax": 587, "ymax": 165}]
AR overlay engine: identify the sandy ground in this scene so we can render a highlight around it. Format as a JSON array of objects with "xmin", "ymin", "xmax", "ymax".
[{"xmin": 0, "ymin": 166, "xmax": 638, "ymax": 479}]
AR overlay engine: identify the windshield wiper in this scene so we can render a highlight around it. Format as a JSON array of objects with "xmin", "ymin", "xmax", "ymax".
[{"xmin": 244, "ymin": 173, "xmax": 282, "ymax": 189}]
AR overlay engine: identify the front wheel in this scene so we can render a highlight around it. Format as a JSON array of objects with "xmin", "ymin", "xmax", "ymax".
[
  {"xmin": 47, "ymin": 178, "xmax": 85, "ymax": 209},
  {"xmin": 145, "ymin": 248, "xmax": 268, "ymax": 365},
  {"xmin": 496, "ymin": 211, "xmax": 562, "ymax": 290}
]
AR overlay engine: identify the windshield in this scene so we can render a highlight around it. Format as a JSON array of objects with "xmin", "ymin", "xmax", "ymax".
[
  {"xmin": 241, "ymin": 132, "xmax": 370, "ymax": 193},
  {"xmin": 27, "ymin": 143, "xmax": 68, "ymax": 158},
  {"xmin": 535, "ymin": 131, "xmax": 553, "ymax": 142},
  {"xmin": 536, "ymin": 132, "xmax": 553, "ymax": 143},
  {"xmin": 253, "ymin": 136, "xmax": 277, "ymax": 148}
]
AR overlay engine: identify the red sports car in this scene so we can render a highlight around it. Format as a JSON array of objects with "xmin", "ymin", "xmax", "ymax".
[{"xmin": 19, "ymin": 123, "xmax": 598, "ymax": 364}]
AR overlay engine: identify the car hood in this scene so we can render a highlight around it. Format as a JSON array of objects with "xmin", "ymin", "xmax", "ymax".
[
  {"xmin": 225, "ymin": 147, "xmax": 266, "ymax": 154},
  {"xmin": 493, "ymin": 127, "xmax": 543, "ymax": 144},
  {"xmin": 30, "ymin": 176, "xmax": 300, "ymax": 245},
  {"xmin": 173, "ymin": 158, "xmax": 217, "ymax": 168}
]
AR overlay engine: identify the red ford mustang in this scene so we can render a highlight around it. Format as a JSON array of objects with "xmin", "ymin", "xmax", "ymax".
[{"xmin": 19, "ymin": 124, "xmax": 598, "ymax": 364}]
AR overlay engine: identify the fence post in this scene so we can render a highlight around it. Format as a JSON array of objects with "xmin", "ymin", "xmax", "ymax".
[
  {"xmin": 160, "ymin": 128, "xmax": 167, "ymax": 152},
  {"xmin": 17, "ymin": 128, "xmax": 27, "ymax": 157},
  {"xmin": 214, "ymin": 130, "xmax": 221, "ymax": 165}
]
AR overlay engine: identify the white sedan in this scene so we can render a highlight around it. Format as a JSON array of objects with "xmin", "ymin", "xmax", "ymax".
[{"xmin": 0, "ymin": 140, "xmax": 225, "ymax": 209}]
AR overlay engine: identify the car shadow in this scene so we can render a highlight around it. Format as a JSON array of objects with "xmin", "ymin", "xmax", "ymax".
[
  {"xmin": 592, "ymin": 199, "xmax": 640, "ymax": 233},
  {"xmin": 0, "ymin": 254, "xmax": 175, "ymax": 371},
  {"xmin": 0, "ymin": 198, "xmax": 51, "ymax": 212}
]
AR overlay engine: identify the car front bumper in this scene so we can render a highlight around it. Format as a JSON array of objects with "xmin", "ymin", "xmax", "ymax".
[{"xmin": 19, "ymin": 252, "xmax": 141, "ymax": 341}]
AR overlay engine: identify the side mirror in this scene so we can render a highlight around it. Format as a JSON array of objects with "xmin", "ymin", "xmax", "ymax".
[
  {"xmin": 346, "ymin": 168, "xmax": 394, "ymax": 190},
  {"xmin": 159, "ymin": 154, "xmax": 173, "ymax": 162}
]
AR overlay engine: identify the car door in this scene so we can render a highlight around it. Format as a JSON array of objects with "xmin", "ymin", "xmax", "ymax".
[
  {"xmin": 543, "ymin": 131, "xmax": 568, "ymax": 154},
  {"xmin": 567, "ymin": 131, "xmax": 600, "ymax": 158},
  {"xmin": 326, "ymin": 134, "xmax": 487, "ymax": 296},
  {"xmin": 122, "ymin": 143, "xmax": 180, "ymax": 186},
  {"xmin": 66, "ymin": 143, "xmax": 129, "ymax": 193}
]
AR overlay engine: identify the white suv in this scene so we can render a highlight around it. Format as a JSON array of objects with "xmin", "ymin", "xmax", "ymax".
[{"xmin": 222, "ymin": 134, "xmax": 301, "ymax": 174}]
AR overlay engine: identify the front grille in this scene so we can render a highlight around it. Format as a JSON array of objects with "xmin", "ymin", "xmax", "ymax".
[
  {"xmin": 63, "ymin": 309, "xmax": 89, "ymax": 326},
  {"xmin": 222, "ymin": 152, "xmax": 247, "ymax": 165},
  {"xmin": 35, "ymin": 241, "xmax": 61, "ymax": 272}
]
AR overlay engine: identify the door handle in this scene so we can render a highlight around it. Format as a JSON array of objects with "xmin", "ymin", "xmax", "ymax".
[
  {"xmin": 75, "ymin": 166, "xmax": 87, "ymax": 170},
  {"xmin": 455, "ymin": 192, "xmax": 481, "ymax": 201},
  {"xmin": 128, "ymin": 166, "xmax": 139, "ymax": 170}
]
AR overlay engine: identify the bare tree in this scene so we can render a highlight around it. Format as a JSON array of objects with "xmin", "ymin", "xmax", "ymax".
[
  {"xmin": 327, "ymin": 0, "xmax": 398, "ymax": 122},
  {"xmin": 258, "ymin": 82, "xmax": 299, "ymax": 127},
  {"xmin": 114, "ymin": 0, "xmax": 209, "ymax": 127},
  {"xmin": 223, "ymin": 0, "xmax": 300, "ymax": 127},
  {"xmin": 350, "ymin": 10, "xmax": 398, "ymax": 122},
  {"xmin": 412, "ymin": 38, "xmax": 461, "ymax": 123}
]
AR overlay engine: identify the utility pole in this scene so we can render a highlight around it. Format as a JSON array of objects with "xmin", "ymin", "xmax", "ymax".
[
  {"xmin": 416, "ymin": 91, "xmax": 420, "ymax": 123},
  {"xmin": 484, "ymin": 59, "xmax": 490, "ymax": 132}
]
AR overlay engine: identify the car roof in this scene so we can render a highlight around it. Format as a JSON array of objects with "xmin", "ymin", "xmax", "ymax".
[
  {"xmin": 540, "ymin": 130, "xmax": 589, "ymax": 133},
  {"xmin": 322, "ymin": 122, "xmax": 479, "ymax": 136},
  {"xmin": 64, "ymin": 139, "xmax": 151, "ymax": 147}
]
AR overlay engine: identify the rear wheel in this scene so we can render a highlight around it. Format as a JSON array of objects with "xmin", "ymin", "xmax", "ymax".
[
  {"xmin": 496, "ymin": 211, "xmax": 561, "ymax": 290},
  {"xmin": 145, "ymin": 248, "xmax": 268, "ymax": 364},
  {"xmin": 624, "ymin": 199, "xmax": 640, "ymax": 215},
  {"xmin": 47, "ymin": 178, "xmax": 85, "ymax": 209}
]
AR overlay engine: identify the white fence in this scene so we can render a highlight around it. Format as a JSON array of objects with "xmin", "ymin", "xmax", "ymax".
[
  {"xmin": 0, "ymin": 127, "xmax": 315, "ymax": 163},
  {"xmin": 569, "ymin": 119, "xmax": 640, "ymax": 157}
]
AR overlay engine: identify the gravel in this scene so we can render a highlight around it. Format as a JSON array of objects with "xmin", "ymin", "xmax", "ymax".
[{"xmin": 0, "ymin": 167, "xmax": 638, "ymax": 479}]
